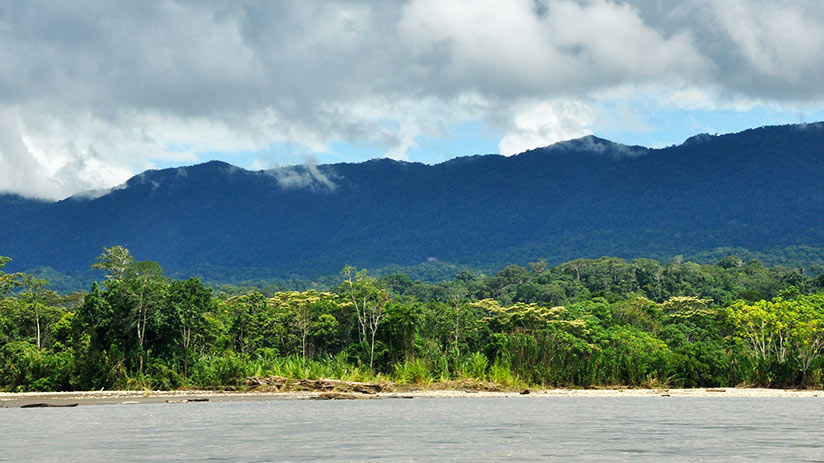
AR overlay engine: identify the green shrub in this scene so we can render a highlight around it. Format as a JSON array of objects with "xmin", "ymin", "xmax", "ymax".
[
  {"xmin": 460, "ymin": 352, "xmax": 488, "ymax": 380},
  {"xmin": 393, "ymin": 358, "xmax": 431, "ymax": 384},
  {"xmin": 189, "ymin": 353, "xmax": 252, "ymax": 387}
]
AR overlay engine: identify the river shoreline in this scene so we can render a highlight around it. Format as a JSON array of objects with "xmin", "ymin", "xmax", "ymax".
[{"xmin": 1, "ymin": 387, "xmax": 822, "ymax": 408}]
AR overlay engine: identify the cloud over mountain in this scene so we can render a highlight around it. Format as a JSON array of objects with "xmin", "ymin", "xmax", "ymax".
[{"xmin": 1, "ymin": 0, "xmax": 823, "ymax": 199}]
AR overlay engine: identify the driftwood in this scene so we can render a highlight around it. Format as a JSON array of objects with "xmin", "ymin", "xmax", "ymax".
[
  {"xmin": 165, "ymin": 398, "xmax": 210, "ymax": 403},
  {"xmin": 311, "ymin": 392, "xmax": 375, "ymax": 400},
  {"xmin": 20, "ymin": 403, "xmax": 78, "ymax": 408},
  {"xmin": 247, "ymin": 376, "xmax": 390, "ymax": 394}
]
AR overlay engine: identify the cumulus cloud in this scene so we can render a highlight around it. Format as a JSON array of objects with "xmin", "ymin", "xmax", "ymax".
[
  {"xmin": 399, "ymin": 0, "xmax": 707, "ymax": 95},
  {"xmin": 498, "ymin": 100, "xmax": 594, "ymax": 155},
  {"xmin": 0, "ymin": 0, "xmax": 822, "ymax": 198}
]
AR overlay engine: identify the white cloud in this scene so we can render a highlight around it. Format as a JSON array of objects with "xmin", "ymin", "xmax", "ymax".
[
  {"xmin": 498, "ymin": 100, "xmax": 594, "ymax": 155},
  {"xmin": 399, "ymin": 0, "xmax": 707, "ymax": 95},
  {"xmin": 705, "ymin": 0, "xmax": 824, "ymax": 80},
  {"xmin": 1, "ymin": 0, "xmax": 824, "ymax": 198},
  {"xmin": 265, "ymin": 156, "xmax": 337, "ymax": 192},
  {"xmin": 0, "ymin": 109, "xmax": 134, "ymax": 199}
]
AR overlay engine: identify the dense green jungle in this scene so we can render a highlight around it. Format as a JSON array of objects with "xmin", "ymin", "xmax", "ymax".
[{"xmin": 3, "ymin": 246, "xmax": 824, "ymax": 392}]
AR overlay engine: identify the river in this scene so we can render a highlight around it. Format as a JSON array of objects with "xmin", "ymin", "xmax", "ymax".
[{"xmin": 1, "ymin": 397, "xmax": 821, "ymax": 462}]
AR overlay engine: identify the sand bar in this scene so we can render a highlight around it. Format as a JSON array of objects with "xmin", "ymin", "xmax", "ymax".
[{"xmin": 1, "ymin": 387, "xmax": 822, "ymax": 408}]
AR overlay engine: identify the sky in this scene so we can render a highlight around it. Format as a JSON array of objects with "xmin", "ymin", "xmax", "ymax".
[{"xmin": 2, "ymin": 0, "xmax": 824, "ymax": 199}]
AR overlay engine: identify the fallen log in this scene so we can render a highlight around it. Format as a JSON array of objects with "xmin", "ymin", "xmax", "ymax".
[
  {"xmin": 246, "ymin": 376, "xmax": 391, "ymax": 394},
  {"xmin": 311, "ymin": 392, "xmax": 376, "ymax": 400},
  {"xmin": 20, "ymin": 403, "xmax": 78, "ymax": 408}
]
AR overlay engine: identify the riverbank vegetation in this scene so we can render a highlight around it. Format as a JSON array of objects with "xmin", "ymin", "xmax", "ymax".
[{"xmin": 2, "ymin": 247, "xmax": 824, "ymax": 392}]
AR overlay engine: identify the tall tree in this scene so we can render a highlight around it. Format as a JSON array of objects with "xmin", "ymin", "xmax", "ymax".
[
  {"xmin": 341, "ymin": 266, "xmax": 388, "ymax": 369},
  {"xmin": 166, "ymin": 278, "xmax": 213, "ymax": 378},
  {"xmin": 124, "ymin": 260, "xmax": 166, "ymax": 372},
  {"xmin": 0, "ymin": 256, "xmax": 22, "ymax": 297},
  {"xmin": 444, "ymin": 282, "xmax": 471, "ymax": 357},
  {"xmin": 21, "ymin": 275, "xmax": 49, "ymax": 349},
  {"xmin": 268, "ymin": 290, "xmax": 342, "ymax": 360},
  {"xmin": 224, "ymin": 291, "xmax": 268, "ymax": 356},
  {"xmin": 91, "ymin": 246, "xmax": 134, "ymax": 282}
]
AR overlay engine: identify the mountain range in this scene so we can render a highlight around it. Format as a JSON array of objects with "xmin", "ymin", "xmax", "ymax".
[{"xmin": 2, "ymin": 123, "xmax": 824, "ymax": 285}]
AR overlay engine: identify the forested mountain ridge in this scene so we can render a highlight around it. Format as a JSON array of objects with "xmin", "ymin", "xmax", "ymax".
[{"xmin": 1, "ymin": 122, "xmax": 824, "ymax": 281}]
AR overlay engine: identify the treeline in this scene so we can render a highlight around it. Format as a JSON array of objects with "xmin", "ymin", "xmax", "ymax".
[
  {"xmin": 2, "ymin": 247, "xmax": 824, "ymax": 392},
  {"xmin": 22, "ymin": 244, "xmax": 824, "ymax": 295}
]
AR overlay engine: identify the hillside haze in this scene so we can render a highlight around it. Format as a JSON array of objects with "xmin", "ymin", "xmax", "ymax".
[{"xmin": 2, "ymin": 123, "xmax": 823, "ymax": 281}]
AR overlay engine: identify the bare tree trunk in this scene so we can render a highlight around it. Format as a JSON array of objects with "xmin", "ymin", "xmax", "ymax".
[
  {"xmin": 367, "ymin": 312, "xmax": 386, "ymax": 370},
  {"xmin": 453, "ymin": 307, "xmax": 461, "ymax": 357},
  {"xmin": 137, "ymin": 305, "xmax": 147, "ymax": 373},
  {"xmin": 35, "ymin": 305, "xmax": 41, "ymax": 350},
  {"xmin": 302, "ymin": 329, "xmax": 308, "ymax": 360},
  {"xmin": 344, "ymin": 268, "xmax": 367, "ymax": 341},
  {"xmin": 182, "ymin": 325, "xmax": 191, "ymax": 378},
  {"xmin": 369, "ymin": 329, "xmax": 376, "ymax": 370}
]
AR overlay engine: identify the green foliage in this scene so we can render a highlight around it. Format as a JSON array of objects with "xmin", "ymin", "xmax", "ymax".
[
  {"xmin": 0, "ymin": 256, "xmax": 23, "ymax": 297},
  {"xmin": 91, "ymin": 246, "xmax": 134, "ymax": 281},
  {"xmin": 189, "ymin": 353, "xmax": 253, "ymax": 387},
  {"xmin": 460, "ymin": 352, "xmax": 489, "ymax": 380},
  {"xmin": 727, "ymin": 294, "xmax": 824, "ymax": 386},
  {"xmin": 393, "ymin": 357, "xmax": 432, "ymax": 384},
  {"xmin": 596, "ymin": 325, "xmax": 671, "ymax": 386},
  {"xmin": 488, "ymin": 359, "xmax": 522, "ymax": 388},
  {"xmin": 5, "ymin": 248, "xmax": 824, "ymax": 391},
  {"xmin": 0, "ymin": 341, "xmax": 75, "ymax": 392}
]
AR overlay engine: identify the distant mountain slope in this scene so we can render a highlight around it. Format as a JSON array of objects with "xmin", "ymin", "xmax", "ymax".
[{"xmin": 2, "ymin": 123, "xmax": 823, "ymax": 280}]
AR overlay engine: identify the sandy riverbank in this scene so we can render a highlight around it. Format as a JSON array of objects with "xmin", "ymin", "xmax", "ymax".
[{"xmin": 1, "ymin": 387, "xmax": 822, "ymax": 408}]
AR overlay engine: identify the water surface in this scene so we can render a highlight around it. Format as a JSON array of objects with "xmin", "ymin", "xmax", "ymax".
[{"xmin": 1, "ymin": 397, "xmax": 821, "ymax": 462}]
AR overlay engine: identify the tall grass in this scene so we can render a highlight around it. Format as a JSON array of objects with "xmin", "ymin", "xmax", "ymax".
[
  {"xmin": 488, "ymin": 359, "xmax": 524, "ymax": 388},
  {"xmin": 189, "ymin": 353, "xmax": 254, "ymax": 387},
  {"xmin": 159, "ymin": 350, "xmax": 530, "ymax": 391},
  {"xmin": 187, "ymin": 353, "xmax": 384, "ymax": 387},
  {"xmin": 390, "ymin": 351, "xmax": 531, "ymax": 389},
  {"xmin": 393, "ymin": 357, "xmax": 431, "ymax": 384},
  {"xmin": 459, "ymin": 352, "xmax": 489, "ymax": 380}
]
